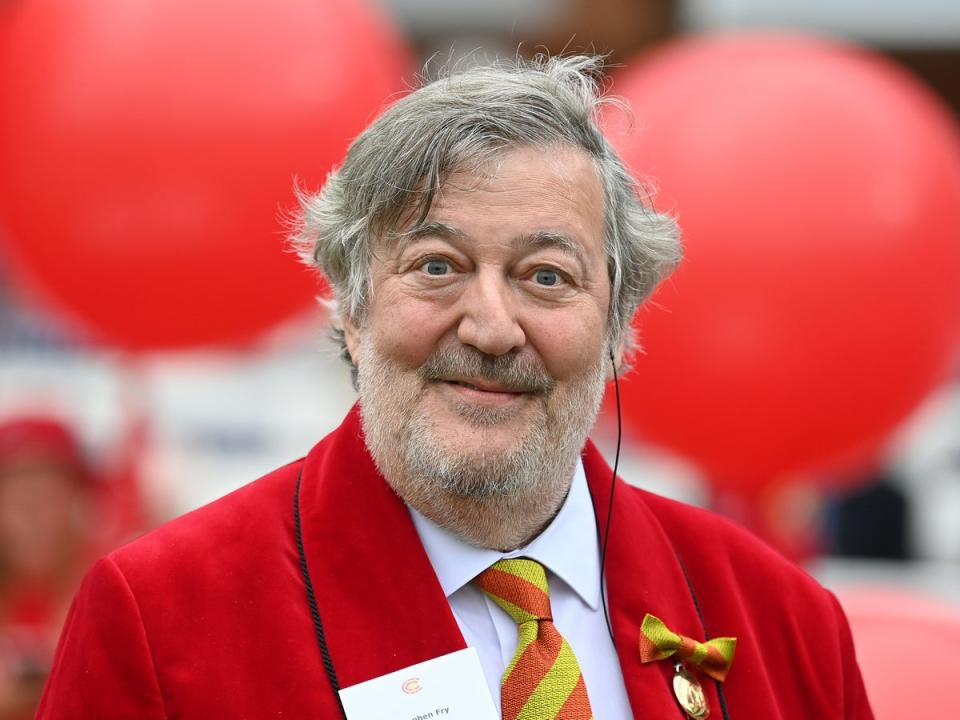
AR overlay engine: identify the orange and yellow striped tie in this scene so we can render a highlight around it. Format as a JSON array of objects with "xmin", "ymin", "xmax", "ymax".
[{"xmin": 476, "ymin": 558, "xmax": 594, "ymax": 720}]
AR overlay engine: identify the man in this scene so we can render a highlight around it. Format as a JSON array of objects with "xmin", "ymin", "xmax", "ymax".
[{"xmin": 37, "ymin": 56, "xmax": 873, "ymax": 719}]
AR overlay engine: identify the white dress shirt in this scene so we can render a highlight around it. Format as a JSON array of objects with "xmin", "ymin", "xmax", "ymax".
[{"xmin": 409, "ymin": 460, "xmax": 634, "ymax": 718}]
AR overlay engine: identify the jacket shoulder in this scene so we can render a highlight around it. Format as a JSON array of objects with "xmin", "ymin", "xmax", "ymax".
[
  {"xmin": 625, "ymin": 487, "xmax": 872, "ymax": 718},
  {"xmin": 108, "ymin": 459, "xmax": 303, "ymax": 582}
]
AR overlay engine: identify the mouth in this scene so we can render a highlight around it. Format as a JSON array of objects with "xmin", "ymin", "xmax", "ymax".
[
  {"xmin": 444, "ymin": 378, "xmax": 525, "ymax": 394},
  {"xmin": 438, "ymin": 378, "xmax": 532, "ymax": 406}
]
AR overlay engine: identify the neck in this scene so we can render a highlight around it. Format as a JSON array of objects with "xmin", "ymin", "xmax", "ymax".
[{"xmin": 389, "ymin": 471, "xmax": 573, "ymax": 551}]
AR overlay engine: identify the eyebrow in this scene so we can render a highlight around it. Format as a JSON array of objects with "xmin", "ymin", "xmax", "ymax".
[
  {"xmin": 516, "ymin": 231, "xmax": 589, "ymax": 276},
  {"xmin": 394, "ymin": 223, "xmax": 589, "ymax": 275},
  {"xmin": 393, "ymin": 221, "xmax": 466, "ymax": 252}
]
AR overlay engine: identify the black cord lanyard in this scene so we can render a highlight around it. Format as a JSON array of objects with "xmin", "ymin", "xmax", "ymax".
[
  {"xmin": 599, "ymin": 353, "xmax": 731, "ymax": 720},
  {"xmin": 294, "ymin": 469, "xmax": 348, "ymax": 720}
]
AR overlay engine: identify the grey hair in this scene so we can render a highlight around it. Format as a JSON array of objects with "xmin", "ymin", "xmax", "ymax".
[{"xmin": 291, "ymin": 54, "xmax": 681, "ymax": 371}]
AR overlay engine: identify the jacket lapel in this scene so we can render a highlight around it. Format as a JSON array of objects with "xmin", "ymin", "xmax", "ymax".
[
  {"xmin": 297, "ymin": 405, "xmax": 466, "ymax": 689},
  {"xmin": 583, "ymin": 440, "xmax": 723, "ymax": 719}
]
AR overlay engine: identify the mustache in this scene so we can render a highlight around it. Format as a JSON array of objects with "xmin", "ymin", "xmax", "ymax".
[{"xmin": 417, "ymin": 346, "xmax": 556, "ymax": 394}]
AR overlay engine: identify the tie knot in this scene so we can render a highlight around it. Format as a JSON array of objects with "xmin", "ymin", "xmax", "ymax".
[{"xmin": 476, "ymin": 558, "xmax": 552, "ymax": 624}]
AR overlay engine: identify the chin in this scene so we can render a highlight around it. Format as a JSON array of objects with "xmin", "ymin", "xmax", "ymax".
[{"xmin": 439, "ymin": 430, "xmax": 524, "ymax": 462}]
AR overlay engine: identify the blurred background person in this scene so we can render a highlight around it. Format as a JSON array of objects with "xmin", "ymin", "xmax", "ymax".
[{"xmin": 0, "ymin": 417, "xmax": 98, "ymax": 720}]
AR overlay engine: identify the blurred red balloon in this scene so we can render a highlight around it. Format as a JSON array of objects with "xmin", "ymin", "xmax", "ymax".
[
  {"xmin": 607, "ymin": 34, "xmax": 960, "ymax": 493},
  {"xmin": 0, "ymin": 0, "xmax": 409, "ymax": 351},
  {"xmin": 837, "ymin": 587, "xmax": 960, "ymax": 719}
]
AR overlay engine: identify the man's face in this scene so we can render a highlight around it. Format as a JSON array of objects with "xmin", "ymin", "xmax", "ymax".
[{"xmin": 344, "ymin": 145, "xmax": 613, "ymax": 538}]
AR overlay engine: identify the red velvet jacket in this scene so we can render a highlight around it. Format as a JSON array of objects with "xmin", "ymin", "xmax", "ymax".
[{"xmin": 37, "ymin": 406, "xmax": 872, "ymax": 719}]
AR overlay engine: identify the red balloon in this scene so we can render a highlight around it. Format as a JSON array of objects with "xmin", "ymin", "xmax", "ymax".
[
  {"xmin": 607, "ymin": 34, "xmax": 960, "ymax": 492},
  {"xmin": 0, "ymin": 0, "xmax": 409, "ymax": 351},
  {"xmin": 837, "ymin": 587, "xmax": 960, "ymax": 719}
]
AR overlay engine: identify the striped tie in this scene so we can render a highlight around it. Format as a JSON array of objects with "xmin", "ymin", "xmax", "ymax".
[{"xmin": 476, "ymin": 558, "xmax": 594, "ymax": 720}]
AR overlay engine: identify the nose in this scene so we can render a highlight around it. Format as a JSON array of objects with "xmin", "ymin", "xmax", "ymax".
[{"xmin": 456, "ymin": 271, "xmax": 526, "ymax": 356}]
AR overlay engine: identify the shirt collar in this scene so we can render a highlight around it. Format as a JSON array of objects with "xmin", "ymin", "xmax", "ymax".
[{"xmin": 409, "ymin": 459, "xmax": 601, "ymax": 610}]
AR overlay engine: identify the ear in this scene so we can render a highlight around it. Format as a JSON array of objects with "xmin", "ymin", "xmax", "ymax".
[{"xmin": 342, "ymin": 311, "xmax": 362, "ymax": 365}]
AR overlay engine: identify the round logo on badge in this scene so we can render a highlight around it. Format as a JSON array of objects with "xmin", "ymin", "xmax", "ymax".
[{"xmin": 401, "ymin": 677, "xmax": 422, "ymax": 694}]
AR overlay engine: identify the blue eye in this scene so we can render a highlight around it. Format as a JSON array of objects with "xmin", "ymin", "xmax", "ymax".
[
  {"xmin": 534, "ymin": 269, "xmax": 560, "ymax": 286},
  {"xmin": 423, "ymin": 259, "xmax": 450, "ymax": 276}
]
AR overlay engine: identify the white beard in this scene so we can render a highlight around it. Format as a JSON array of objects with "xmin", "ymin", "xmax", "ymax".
[{"xmin": 355, "ymin": 339, "xmax": 608, "ymax": 548}]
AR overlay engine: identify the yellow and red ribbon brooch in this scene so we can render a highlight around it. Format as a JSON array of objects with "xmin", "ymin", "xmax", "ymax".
[{"xmin": 638, "ymin": 613, "xmax": 737, "ymax": 682}]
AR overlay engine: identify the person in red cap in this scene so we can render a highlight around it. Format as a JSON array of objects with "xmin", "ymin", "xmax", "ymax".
[{"xmin": 0, "ymin": 417, "xmax": 96, "ymax": 720}]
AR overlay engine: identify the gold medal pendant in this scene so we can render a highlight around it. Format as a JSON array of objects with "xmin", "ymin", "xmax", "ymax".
[{"xmin": 672, "ymin": 663, "xmax": 710, "ymax": 719}]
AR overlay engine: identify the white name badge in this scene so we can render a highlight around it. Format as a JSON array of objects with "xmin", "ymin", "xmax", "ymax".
[{"xmin": 339, "ymin": 647, "xmax": 498, "ymax": 720}]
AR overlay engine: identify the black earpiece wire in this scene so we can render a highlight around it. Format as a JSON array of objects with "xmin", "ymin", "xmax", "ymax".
[
  {"xmin": 599, "ymin": 349, "xmax": 621, "ymax": 643},
  {"xmin": 598, "ymin": 351, "xmax": 731, "ymax": 719}
]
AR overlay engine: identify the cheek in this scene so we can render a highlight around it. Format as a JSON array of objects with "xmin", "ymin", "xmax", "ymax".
[
  {"xmin": 529, "ymin": 314, "xmax": 609, "ymax": 379},
  {"xmin": 367, "ymin": 298, "xmax": 451, "ymax": 368}
]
